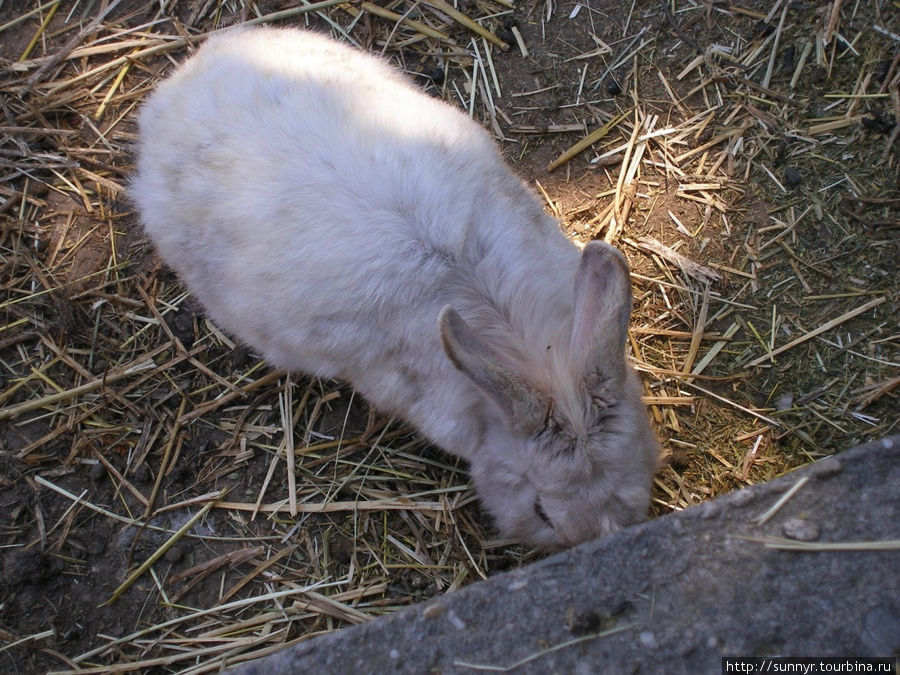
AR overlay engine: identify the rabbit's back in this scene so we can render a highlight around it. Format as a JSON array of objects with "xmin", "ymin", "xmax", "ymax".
[
  {"xmin": 133, "ymin": 27, "xmax": 575, "ymax": 437},
  {"xmin": 139, "ymin": 30, "xmax": 471, "ymax": 357}
]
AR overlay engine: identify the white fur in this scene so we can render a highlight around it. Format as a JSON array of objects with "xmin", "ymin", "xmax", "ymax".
[{"xmin": 132, "ymin": 26, "xmax": 660, "ymax": 550}]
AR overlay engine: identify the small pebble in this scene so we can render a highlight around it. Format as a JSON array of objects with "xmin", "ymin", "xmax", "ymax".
[
  {"xmin": 497, "ymin": 26, "xmax": 514, "ymax": 44},
  {"xmin": 447, "ymin": 610, "xmax": 466, "ymax": 630},
  {"xmin": 730, "ymin": 489, "xmax": 756, "ymax": 507},
  {"xmin": 639, "ymin": 631, "xmax": 659, "ymax": 649},
  {"xmin": 496, "ymin": 18, "xmax": 516, "ymax": 45},
  {"xmin": 701, "ymin": 502, "xmax": 721, "ymax": 520},
  {"xmin": 424, "ymin": 66, "xmax": 445, "ymax": 86},
  {"xmin": 167, "ymin": 310, "xmax": 195, "ymax": 347},
  {"xmin": 784, "ymin": 167, "xmax": 802, "ymax": 188},
  {"xmin": 774, "ymin": 392, "xmax": 794, "ymax": 411},
  {"xmin": 782, "ymin": 517, "xmax": 820, "ymax": 542},
  {"xmin": 508, "ymin": 578, "xmax": 528, "ymax": 591},
  {"xmin": 861, "ymin": 112, "xmax": 894, "ymax": 135},
  {"xmin": 605, "ymin": 78, "xmax": 622, "ymax": 96},
  {"xmin": 423, "ymin": 602, "xmax": 446, "ymax": 620},
  {"xmin": 810, "ymin": 457, "xmax": 842, "ymax": 478}
]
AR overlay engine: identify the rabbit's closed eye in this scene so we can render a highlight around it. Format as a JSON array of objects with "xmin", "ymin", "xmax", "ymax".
[{"xmin": 534, "ymin": 499, "xmax": 553, "ymax": 528}]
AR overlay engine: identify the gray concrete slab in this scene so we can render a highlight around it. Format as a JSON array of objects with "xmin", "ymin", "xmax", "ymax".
[{"xmin": 234, "ymin": 435, "xmax": 900, "ymax": 674}]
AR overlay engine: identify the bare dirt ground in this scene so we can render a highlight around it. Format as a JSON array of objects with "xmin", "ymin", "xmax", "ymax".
[{"xmin": 0, "ymin": 0, "xmax": 897, "ymax": 673}]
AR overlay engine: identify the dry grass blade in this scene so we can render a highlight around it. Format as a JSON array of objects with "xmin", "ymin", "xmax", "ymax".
[
  {"xmin": 745, "ymin": 297, "xmax": 887, "ymax": 367},
  {"xmin": 359, "ymin": 2, "xmax": 451, "ymax": 42},
  {"xmin": 681, "ymin": 285, "xmax": 710, "ymax": 376},
  {"xmin": 23, "ymin": 0, "xmax": 124, "ymax": 90},
  {"xmin": 70, "ymin": 584, "xmax": 345, "ymax": 665},
  {"xmin": 144, "ymin": 396, "xmax": 187, "ymax": 517},
  {"xmin": 104, "ymin": 494, "xmax": 224, "ymax": 605},
  {"xmin": 546, "ymin": 110, "xmax": 629, "ymax": 172},
  {"xmin": 751, "ymin": 537, "xmax": 900, "ymax": 551},
  {"xmin": 754, "ymin": 476, "xmax": 810, "ymax": 525},
  {"xmin": 0, "ymin": 342, "xmax": 173, "ymax": 422},
  {"xmin": 453, "ymin": 623, "xmax": 634, "ymax": 671},
  {"xmin": 217, "ymin": 498, "xmax": 446, "ymax": 513},
  {"xmin": 0, "ymin": 630, "xmax": 56, "ymax": 656},
  {"xmin": 421, "ymin": 0, "xmax": 508, "ymax": 50},
  {"xmin": 631, "ymin": 237, "xmax": 722, "ymax": 285},
  {"xmin": 213, "ymin": 546, "xmax": 294, "ymax": 607},
  {"xmin": 677, "ymin": 382, "xmax": 780, "ymax": 428}
]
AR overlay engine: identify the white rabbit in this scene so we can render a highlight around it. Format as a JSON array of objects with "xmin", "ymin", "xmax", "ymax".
[{"xmin": 132, "ymin": 26, "xmax": 661, "ymax": 550}]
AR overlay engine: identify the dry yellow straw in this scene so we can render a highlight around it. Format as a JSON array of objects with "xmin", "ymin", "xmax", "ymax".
[{"xmin": 547, "ymin": 110, "xmax": 630, "ymax": 172}]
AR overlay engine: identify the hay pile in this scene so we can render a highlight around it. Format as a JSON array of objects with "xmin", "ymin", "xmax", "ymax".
[{"xmin": 0, "ymin": 0, "xmax": 896, "ymax": 672}]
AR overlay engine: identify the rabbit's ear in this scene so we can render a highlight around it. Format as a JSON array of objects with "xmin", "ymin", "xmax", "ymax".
[
  {"xmin": 440, "ymin": 306, "xmax": 548, "ymax": 434},
  {"xmin": 569, "ymin": 242, "xmax": 632, "ymax": 394}
]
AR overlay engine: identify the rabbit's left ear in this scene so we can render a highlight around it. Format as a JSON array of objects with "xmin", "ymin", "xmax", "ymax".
[
  {"xmin": 569, "ymin": 242, "xmax": 632, "ymax": 396},
  {"xmin": 439, "ymin": 306, "xmax": 548, "ymax": 435}
]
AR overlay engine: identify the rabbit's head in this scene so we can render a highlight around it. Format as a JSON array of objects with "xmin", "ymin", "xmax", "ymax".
[{"xmin": 440, "ymin": 242, "xmax": 660, "ymax": 550}]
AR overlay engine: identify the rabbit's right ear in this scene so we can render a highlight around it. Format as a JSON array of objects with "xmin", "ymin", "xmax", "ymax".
[
  {"xmin": 439, "ymin": 306, "xmax": 548, "ymax": 435},
  {"xmin": 569, "ymin": 242, "xmax": 633, "ymax": 396}
]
